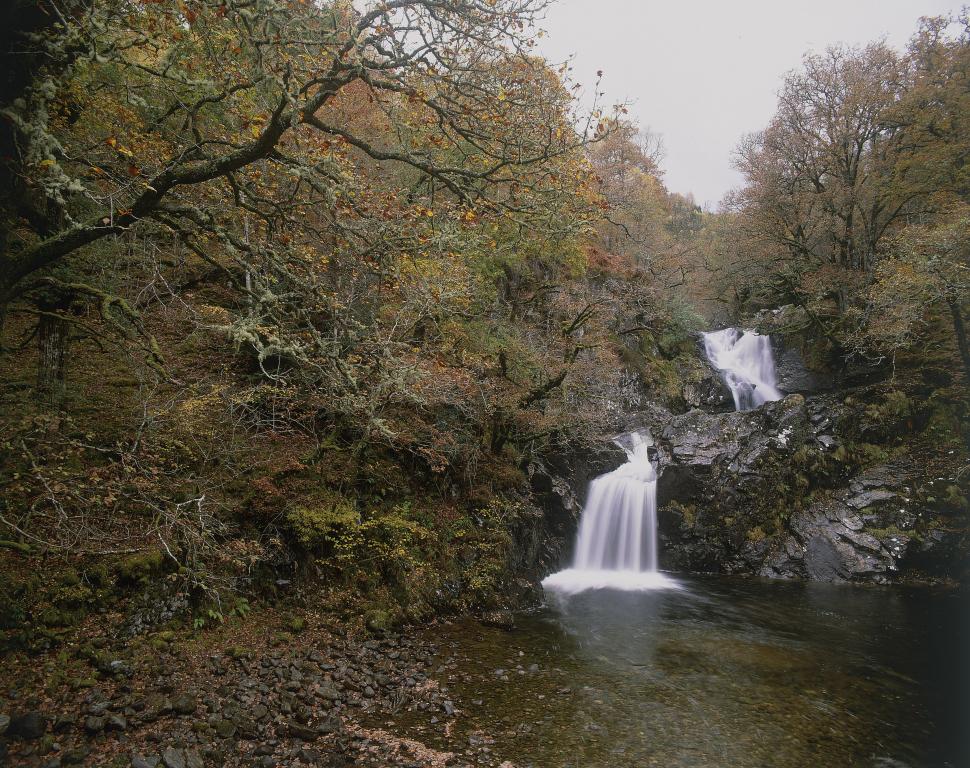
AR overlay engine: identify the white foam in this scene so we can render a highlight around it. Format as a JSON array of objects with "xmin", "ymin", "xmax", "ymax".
[
  {"xmin": 541, "ymin": 568, "xmax": 682, "ymax": 595},
  {"xmin": 701, "ymin": 328, "xmax": 782, "ymax": 411}
]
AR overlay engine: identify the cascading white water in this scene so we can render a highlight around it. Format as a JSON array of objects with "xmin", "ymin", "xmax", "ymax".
[
  {"xmin": 702, "ymin": 328, "xmax": 783, "ymax": 411},
  {"xmin": 573, "ymin": 431, "xmax": 657, "ymax": 571},
  {"xmin": 542, "ymin": 430, "xmax": 678, "ymax": 595}
]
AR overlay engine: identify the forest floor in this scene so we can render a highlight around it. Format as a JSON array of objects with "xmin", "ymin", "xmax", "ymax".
[{"xmin": 0, "ymin": 605, "xmax": 515, "ymax": 768}]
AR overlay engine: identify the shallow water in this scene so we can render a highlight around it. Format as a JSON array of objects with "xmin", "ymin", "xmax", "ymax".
[{"xmin": 411, "ymin": 576, "xmax": 969, "ymax": 767}]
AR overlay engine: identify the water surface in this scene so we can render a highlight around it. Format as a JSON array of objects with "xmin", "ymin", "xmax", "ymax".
[{"xmin": 412, "ymin": 576, "xmax": 968, "ymax": 767}]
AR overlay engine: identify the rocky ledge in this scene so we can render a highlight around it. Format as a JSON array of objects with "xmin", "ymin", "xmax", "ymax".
[{"xmin": 651, "ymin": 393, "xmax": 966, "ymax": 584}]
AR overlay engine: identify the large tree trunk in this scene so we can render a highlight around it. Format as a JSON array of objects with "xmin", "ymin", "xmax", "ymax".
[
  {"xmin": 37, "ymin": 309, "xmax": 70, "ymax": 408},
  {"xmin": 946, "ymin": 297, "xmax": 970, "ymax": 383}
]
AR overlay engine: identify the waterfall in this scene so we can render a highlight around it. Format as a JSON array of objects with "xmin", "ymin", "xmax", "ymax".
[
  {"xmin": 702, "ymin": 328, "xmax": 783, "ymax": 411},
  {"xmin": 542, "ymin": 430, "xmax": 678, "ymax": 595}
]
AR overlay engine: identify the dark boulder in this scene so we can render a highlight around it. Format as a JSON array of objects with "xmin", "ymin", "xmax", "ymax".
[
  {"xmin": 8, "ymin": 710, "xmax": 47, "ymax": 740},
  {"xmin": 682, "ymin": 370, "xmax": 734, "ymax": 412},
  {"xmin": 771, "ymin": 340, "xmax": 829, "ymax": 395}
]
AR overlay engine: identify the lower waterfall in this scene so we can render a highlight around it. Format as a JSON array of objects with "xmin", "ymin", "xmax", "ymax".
[{"xmin": 542, "ymin": 430, "xmax": 678, "ymax": 595}]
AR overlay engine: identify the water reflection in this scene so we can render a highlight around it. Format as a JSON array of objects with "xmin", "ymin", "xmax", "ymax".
[{"xmin": 416, "ymin": 576, "xmax": 969, "ymax": 768}]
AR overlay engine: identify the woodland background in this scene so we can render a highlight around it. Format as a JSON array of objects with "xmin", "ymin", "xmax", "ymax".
[{"xmin": 0, "ymin": 0, "xmax": 967, "ymax": 643}]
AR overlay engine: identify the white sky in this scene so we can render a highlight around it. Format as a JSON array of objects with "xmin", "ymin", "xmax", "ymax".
[{"xmin": 537, "ymin": 0, "xmax": 960, "ymax": 208}]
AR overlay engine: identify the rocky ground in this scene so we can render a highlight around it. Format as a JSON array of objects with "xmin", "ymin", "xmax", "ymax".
[{"xmin": 0, "ymin": 609, "xmax": 516, "ymax": 768}]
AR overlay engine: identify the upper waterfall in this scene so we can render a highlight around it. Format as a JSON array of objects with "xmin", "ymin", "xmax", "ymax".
[{"xmin": 702, "ymin": 328, "xmax": 783, "ymax": 411}]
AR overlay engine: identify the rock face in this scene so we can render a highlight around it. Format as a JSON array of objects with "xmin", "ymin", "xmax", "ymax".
[
  {"xmin": 654, "ymin": 394, "xmax": 817, "ymax": 574},
  {"xmin": 530, "ymin": 327, "xmax": 966, "ymax": 588},
  {"xmin": 770, "ymin": 338, "xmax": 829, "ymax": 395},
  {"xmin": 681, "ymin": 372, "xmax": 734, "ymax": 412},
  {"xmin": 651, "ymin": 386, "xmax": 965, "ymax": 583},
  {"xmin": 527, "ymin": 442, "xmax": 627, "ymax": 577}
]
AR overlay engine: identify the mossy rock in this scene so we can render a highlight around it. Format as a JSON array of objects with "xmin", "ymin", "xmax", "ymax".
[
  {"xmin": 38, "ymin": 608, "xmax": 81, "ymax": 628},
  {"xmin": 747, "ymin": 526, "xmax": 767, "ymax": 543},
  {"xmin": 364, "ymin": 608, "xmax": 394, "ymax": 634},
  {"xmin": 115, "ymin": 550, "xmax": 166, "ymax": 586},
  {"xmin": 84, "ymin": 563, "xmax": 110, "ymax": 588},
  {"xmin": 148, "ymin": 637, "xmax": 169, "ymax": 652},
  {"xmin": 944, "ymin": 485, "xmax": 969, "ymax": 511}
]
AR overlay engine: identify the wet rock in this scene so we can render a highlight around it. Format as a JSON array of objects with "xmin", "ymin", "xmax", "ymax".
[
  {"xmin": 651, "ymin": 390, "xmax": 947, "ymax": 583},
  {"xmin": 172, "ymin": 693, "xmax": 197, "ymax": 716},
  {"xmin": 318, "ymin": 682, "xmax": 341, "ymax": 702},
  {"xmin": 161, "ymin": 746, "xmax": 186, "ymax": 768},
  {"xmin": 682, "ymin": 369, "xmax": 733, "ymax": 412},
  {"xmin": 656, "ymin": 395, "xmax": 812, "ymax": 564},
  {"xmin": 101, "ymin": 659, "xmax": 133, "ymax": 678},
  {"xmin": 772, "ymin": 340, "xmax": 828, "ymax": 394},
  {"xmin": 846, "ymin": 488, "xmax": 896, "ymax": 510},
  {"xmin": 107, "ymin": 714, "xmax": 127, "ymax": 732},
  {"xmin": 478, "ymin": 610, "xmax": 514, "ymax": 631},
  {"xmin": 131, "ymin": 754, "xmax": 160, "ymax": 768},
  {"xmin": 62, "ymin": 746, "xmax": 90, "ymax": 765},
  {"xmin": 212, "ymin": 719, "xmax": 236, "ymax": 739},
  {"xmin": 52, "ymin": 714, "xmax": 75, "ymax": 733},
  {"xmin": 143, "ymin": 695, "xmax": 173, "ymax": 721},
  {"xmin": 286, "ymin": 720, "xmax": 319, "ymax": 740},
  {"xmin": 83, "ymin": 715, "xmax": 107, "ymax": 734},
  {"xmin": 9, "ymin": 710, "xmax": 48, "ymax": 740},
  {"xmin": 758, "ymin": 494, "xmax": 904, "ymax": 582},
  {"xmin": 316, "ymin": 715, "xmax": 343, "ymax": 736}
]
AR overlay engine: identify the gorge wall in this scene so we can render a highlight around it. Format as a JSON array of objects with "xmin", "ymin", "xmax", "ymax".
[{"xmin": 535, "ymin": 327, "xmax": 969, "ymax": 587}]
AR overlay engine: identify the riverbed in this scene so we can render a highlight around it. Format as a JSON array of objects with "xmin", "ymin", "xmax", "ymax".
[{"xmin": 400, "ymin": 576, "xmax": 968, "ymax": 767}]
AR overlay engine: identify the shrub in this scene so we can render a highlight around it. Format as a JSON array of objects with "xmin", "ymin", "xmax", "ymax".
[{"xmin": 285, "ymin": 490, "xmax": 359, "ymax": 551}]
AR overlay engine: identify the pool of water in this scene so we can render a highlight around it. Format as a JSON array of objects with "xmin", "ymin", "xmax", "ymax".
[{"xmin": 406, "ymin": 576, "xmax": 969, "ymax": 767}]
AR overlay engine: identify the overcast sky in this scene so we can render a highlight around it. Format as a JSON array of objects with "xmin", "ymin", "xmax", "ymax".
[{"xmin": 537, "ymin": 0, "xmax": 959, "ymax": 208}]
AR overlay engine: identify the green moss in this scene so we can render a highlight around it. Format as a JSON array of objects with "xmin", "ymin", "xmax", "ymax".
[
  {"xmin": 944, "ymin": 484, "xmax": 968, "ymax": 511},
  {"xmin": 148, "ymin": 637, "xmax": 169, "ymax": 651},
  {"xmin": 864, "ymin": 390, "xmax": 911, "ymax": 423},
  {"xmin": 60, "ymin": 569, "xmax": 81, "ymax": 587},
  {"xmin": 364, "ymin": 608, "xmax": 394, "ymax": 634},
  {"xmin": 286, "ymin": 490, "xmax": 359, "ymax": 550},
  {"xmin": 865, "ymin": 524, "xmax": 916, "ymax": 542},
  {"xmin": 0, "ymin": 539, "xmax": 33, "ymax": 554},
  {"xmin": 925, "ymin": 403, "xmax": 964, "ymax": 444},
  {"xmin": 667, "ymin": 501, "xmax": 696, "ymax": 528},
  {"xmin": 85, "ymin": 563, "xmax": 110, "ymax": 588},
  {"xmin": 116, "ymin": 550, "xmax": 166, "ymax": 586},
  {"xmin": 832, "ymin": 442, "xmax": 889, "ymax": 468}
]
